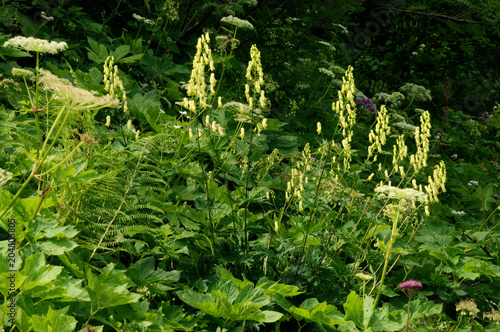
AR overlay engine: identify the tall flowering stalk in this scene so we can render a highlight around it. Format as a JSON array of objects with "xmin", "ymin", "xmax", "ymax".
[
  {"xmin": 3, "ymin": 36, "xmax": 68, "ymax": 149},
  {"xmin": 372, "ymin": 186, "xmax": 427, "ymax": 309},
  {"xmin": 399, "ymin": 280, "xmax": 423, "ymax": 331},
  {"xmin": 0, "ymin": 67, "xmax": 119, "ymax": 223}
]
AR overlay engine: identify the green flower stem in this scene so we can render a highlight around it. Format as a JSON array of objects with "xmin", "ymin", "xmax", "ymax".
[
  {"xmin": 373, "ymin": 201, "xmax": 401, "ymax": 309},
  {"xmin": 478, "ymin": 207, "xmax": 498, "ymax": 231},
  {"xmin": 38, "ymin": 141, "xmax": 86, "ymax": 177},
  {"xmin": 0, "ymin": 105, "xmax": 70, "ymax": 222}
]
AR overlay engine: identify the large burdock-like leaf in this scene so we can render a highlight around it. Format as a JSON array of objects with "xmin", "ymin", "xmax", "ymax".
[{"xmin": 176, "ymin": 269, "xmax": 283, "ymax": 326}]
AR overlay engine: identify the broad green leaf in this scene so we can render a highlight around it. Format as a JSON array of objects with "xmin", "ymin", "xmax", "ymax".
[
  {"xmin": 19, "ymin": 253, "xmax": 62, "ymax": 292},
  {"xmin": 111, "ymin": 44, "xmax": 130, "ymax": 61},
  {"xmin": 368, "ymin": 303, "xmax": 405, "ymax": 331},
  {"xmin": 261, "ymin": 310, "xmax": 284, "ymax": 323},
  {"xmin": 256, "ymin": 279, "xmax": 303, "ymax": 298},
  {"xmin": 31, "ymin": 306, "xmax": 77, "ymax": 332},
  {"xmin": 38, "ymin": 239, "xmax": 78, "ymax": 256},
  {"xmin": 344, "ymin": 291, "xmax": 364, "ymax": 328},
  {"xmin": 43, "ymin": 225, "xmax": 79, "ymax": 239},
  {"xmin": 406, "ymin": 297, "xmax": 442, "ymax": 320},
  {"xmin": 86, "ymin": 268, "xmax": 141, "ymax": 310}
]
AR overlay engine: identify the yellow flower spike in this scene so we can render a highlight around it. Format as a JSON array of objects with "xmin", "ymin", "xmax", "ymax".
[
  {"xmin": 135, "ymin": 129, "xmax": 140, "ymax": 140},
  {"xmin": 127, "ymin": 119, "xmax": 132, "ymax": 131},
  {"xmin": 189, "ymin": 128, "xmax": 194, "ymax": 140},
  {"xmin": 317, "ymin": 122, "xmax": 322, "ymax": 135},
  {"xmin": 240, "ymin": 127, "xmax": 245, "ymax": 140},
  {"xmin": 205, "ymin": 115, "xmax": 210, "ymax": 127},
  {"xmin": 218, "ymin": 96, "xmax": 222, "ymax": 108},
  {"xmin": 299, "ymin": 200, "xmax": 304, "ymax": 211},
  {"xmin": 105, "ymin": 115, "xmax": 111, "ymax": 127}
]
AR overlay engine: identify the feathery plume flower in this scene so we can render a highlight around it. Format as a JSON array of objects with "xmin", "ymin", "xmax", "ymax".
[
  {"xmin": 4, "ymin": 36, "xmax": 67, "ymax": 54},
  {"xmin": 38, "ymin": 69, "xmax": 120, "ymax": 111},
  {"xmin": 132, "ymin": 13, "xmax": 154, "ymax": 26},
  {"xmin": 12, "ymin": 68, "xmax": 34, "ymax": 77}
]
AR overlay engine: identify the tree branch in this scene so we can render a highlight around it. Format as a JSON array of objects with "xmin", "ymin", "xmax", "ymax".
[{"xmin": 381, "ymin": 4, "xmax": 496, "ymax": 26}]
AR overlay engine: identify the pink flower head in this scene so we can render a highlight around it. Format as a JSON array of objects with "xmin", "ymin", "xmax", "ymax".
[
  {"xmin": 398, "ymin": 280, "xmax": 422, "ymax": 292},
  {"xmin": 494, "ymin": 194, "xmax": 499, "ymax": 200}
]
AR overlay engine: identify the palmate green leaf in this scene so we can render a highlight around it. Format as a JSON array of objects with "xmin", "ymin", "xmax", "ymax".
[
  {"xmin": 176, "ymin": 289, "xmax": 224, "ymax": 317},
  {"xmin": 31, "ymin": 306, "xmax": 77, "ymax": 332},
  {"xmin": 256, "ymin": 278, "xmax": 304, "ymax": 298},
  {"xmin": 86, "ymin": 268, "xmax": 141, "ymax": 310},
  {"xmin": 275, "ymin": 295, "xmax": 344, "ymax": 326},
  {"xmin": 127, "ymin": 256, "xmax": 181, "ymax": 287},
  {"xmin": 160, "ymin": 302, "xmax": 197, "ymax": 331},
  {"xmin": 19, "ymin": 253, "xmax": 62, "ymax": 292},
  {"xmin": 368, "ymin": 303, "xmax": 405, "ymax": 331},
  {"xmin": 405, "ymin": 297, "xmax": 442, "ymax": 321},
  {"xmin": 86, "ymin": 37, "xmax": 108, "ymax": 63}
]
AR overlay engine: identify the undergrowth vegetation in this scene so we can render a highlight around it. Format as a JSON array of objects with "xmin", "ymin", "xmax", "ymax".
[{"xmin": 0, "ymin": 1, "xmax": 499, "ymax": 331}]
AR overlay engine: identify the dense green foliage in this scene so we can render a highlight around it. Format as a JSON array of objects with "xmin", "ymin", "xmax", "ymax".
[{"xmin": 1, "ymin": 0, "xmax": 499, "ymax": 331}]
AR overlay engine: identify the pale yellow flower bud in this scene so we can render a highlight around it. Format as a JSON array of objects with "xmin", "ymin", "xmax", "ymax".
[
  {"xmin": 240, "ymin": 127, "xmax": 245, "ymax": 140},
  {"xmin": 127, "ymin": 119, "xmax": 132, "ymax": 131},
  {"xmin": 105, "ymin": 115, "xmax": 111, "ymax": 127},
  {"xmin": 317, "ymin": 122, "xmax": 322, "ymax": 135},
  {"xmin": 218, "ymin": 96, "xmax": 222, "ymax": 108},
  {"xmin": 262, "ymin": 118, "xmax": 268, "ymax": 129},
  {"xmin": 189, "ymin": 128, "xmax": 194, "ymax": 140}
]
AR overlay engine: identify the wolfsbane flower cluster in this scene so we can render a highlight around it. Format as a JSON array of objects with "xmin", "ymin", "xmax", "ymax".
[{"xmin": 4, "ymin": 36, "xmax": 67, "ymax": 54}]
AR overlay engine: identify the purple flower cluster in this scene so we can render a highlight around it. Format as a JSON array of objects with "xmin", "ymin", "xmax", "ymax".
[
  {"xmin": 398, "ymin": 280, "xmax": 422, "ymax": 292},
  {"xmin": 355, "ymin": 98, "xmax": 377, "ymax": 114},
  {"xmin": 494, "ymin": 194, "xmax": 499, "ymax": 200},
  {"xmin": 479, "ymin": 112, "xmax": 493, "ymax": 121}
]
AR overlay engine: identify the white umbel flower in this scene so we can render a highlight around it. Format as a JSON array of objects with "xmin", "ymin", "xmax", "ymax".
[
  {"xmin": 375, "ymin": 185, "xmax": 427, "ymax": 202},
  {"xmin": 221, "ymin": 16, "xmax": 254, "ymax": 29},
  {"xmin": 4, "ymin": 36, "xmax": 67, "ymax": 54}
]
